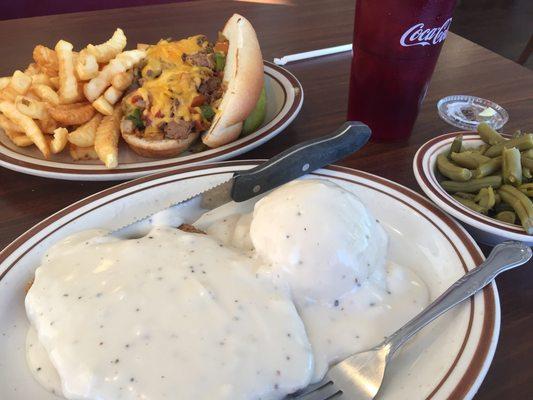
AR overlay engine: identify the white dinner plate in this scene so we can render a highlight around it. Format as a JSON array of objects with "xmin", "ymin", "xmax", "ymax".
[
  {"xmin": 0, "ymin": 161, "xmax": 499, "ymax": 400},
  {"xmin": 0, "ymin": 62, "xmax": 303, "ymax": 181}
]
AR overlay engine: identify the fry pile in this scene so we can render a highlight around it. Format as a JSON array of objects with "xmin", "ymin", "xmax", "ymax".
[{"xmin": 0, "ymin": 29, "xmax": 145, "ymax": 168}]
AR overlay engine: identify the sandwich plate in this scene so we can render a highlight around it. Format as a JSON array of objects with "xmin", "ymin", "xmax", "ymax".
[
  {"xmin": 0, "ymin": 161, "xmax": 498, "ymax": 400},
  {"xmin": 0, "ymin": 62, "xmax": 303, "ymax": 181}
]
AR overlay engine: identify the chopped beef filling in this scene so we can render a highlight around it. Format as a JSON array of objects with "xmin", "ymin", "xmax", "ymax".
[
  {"xmin": 163, "ymin": 120, "xmax": 193, "ymax": 140},
  {"xmin": 185, "ymin": 52, "xmax": 215, "ymax": 69},
  {"xmin": 124, "ymin": 36, "xmax": 229, "ymax": 142},
  {"xmin": 178, "ymin": 224, "xmax": 206, "ymax": 234},
  {"xmin": 198, "ymin": 76, "xmax": 223, "ymax": 102}
]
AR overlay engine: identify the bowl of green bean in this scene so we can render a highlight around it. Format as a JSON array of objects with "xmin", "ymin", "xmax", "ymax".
[{"xmin": 414, "ymin": 123, "xmax": 533, "ymax": 246}]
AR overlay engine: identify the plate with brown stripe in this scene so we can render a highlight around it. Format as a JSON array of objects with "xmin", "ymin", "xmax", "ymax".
[
  {"xmin": 0, "ymin": 161, "xmax": 498, "ymax": 399},
  {"xmin": 0, "ymin": 62, "xmax": 303, "ymax": 181}
]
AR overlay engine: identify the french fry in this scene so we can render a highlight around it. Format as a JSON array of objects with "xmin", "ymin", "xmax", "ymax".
[
  {"xmin": 137, "ymin": 43, "xmax": 149, "ymax": 51},
  {"xmin": 84, "ymin": 49, "xmax": 145, "ymax": 101},
  {"xmin": 87, "ymin": 28, "xmax": 127, "ymax": 63},
  {"xmin": 38, "ymin": 114, "xmax": 58, "ymax": 134},
  {"xmin": 0, "ymin": 101, "xmax": 50, "ymax": 157},
  {"xmin": 50, "ymin": 127, "xmax": 68, "ymax": 153},
  {"xmin": 25, "ymin": 63, "xmax": 41, "ymax": 76},
  {"xmin": 69, "ymin": 143, "xmax": 99, "ymax": 160},
  {"xmin": 31, "ymin": 73, "xmax": 54, "ymax": 86},
  {"xmin": 0, "ymin": 113, "xmax": 22, "ymax": 132},
  {"xmin": 48, "ymin": 102, "xmax": 95, "ymax": 125},
  {"xmin": 0, "ymin": 86, "xmax": 17, "ymax": 102},
  {"xmin": 67, "ymin": 113, "xmax": 103, "ymax": 147},
  {"xmin": 33, "ymin": 45, "xmax": 59, "ymax": 74},
  {"xmin": 75, "ymin": 50, "xmax": 99, "ymax": 81},
  {"xmin": 103, "ymin": 86, "xmax": 123, "ymax": 105},
  {"xmin": 25, "ymin": 91, "xmax": 41, "ymax": 101},
  {"xmin": 31, "ymin": 84, "xmax": 60, "ymax": 105},
  {"xmin": 92, "ymin": 96, "xmax": 114, "ymax": 116},
  {"xmin": 111, "ymin": 71, "xmax": 133, "ymax": 91},
  {"xmin": 49, "ymin": 77, "xmax": 60, "ymax": 90},
  {"xmin": 15, "ymin": 95, "xmax": 48, "ymax": 120},
  {"xmin": 95, "ymin": 106, "xmax": 122, "ymax": 168},
  {"xmin": 55, "ymin": 40, "xmax": 80, "ymax": 103},
  {"xmin": 0, "ymin": 77, "xmax": 10, "ymax": 90},
  {"xmin": 10, "ymin": 70, "xmax": 32, "ymax": 94},
  {"xmin": 3, "ymin": 129, "xmax": 34, "ymax": 147}
]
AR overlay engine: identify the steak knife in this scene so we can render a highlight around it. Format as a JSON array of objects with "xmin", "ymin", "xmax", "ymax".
[{"xmin": 114, "ymin": 121, "xmax": 371, "ymax": 234}]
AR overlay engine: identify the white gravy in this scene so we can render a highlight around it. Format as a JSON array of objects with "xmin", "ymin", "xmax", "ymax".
[
  {"xmin": 205, "ymin": 213, "xmax": 428, "ymax": 381},
  {"xmin": 25, "ymin": 227, "xmax": 313, "ymax": 400},
  {"xmin": 26, "ymin": 180, "xmax": 429, "ymax": 399}
]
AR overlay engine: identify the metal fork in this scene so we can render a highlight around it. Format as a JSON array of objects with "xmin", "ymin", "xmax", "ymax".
[{"xmin": 287, "ymin": 241, "xmax": 531, "ymax": 400}]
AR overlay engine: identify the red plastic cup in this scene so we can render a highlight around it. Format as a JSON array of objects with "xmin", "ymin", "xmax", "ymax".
[{"xmin": 347, "ymin": 0, "xmax": 456, "ymax": 141}]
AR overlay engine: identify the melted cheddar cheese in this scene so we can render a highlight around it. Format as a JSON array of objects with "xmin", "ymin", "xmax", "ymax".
[{"xmin": 138, "ymin": 36, "xmax": 212, "ymax": 125}]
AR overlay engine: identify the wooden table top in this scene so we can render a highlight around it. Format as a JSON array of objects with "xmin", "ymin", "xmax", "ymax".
[{"xmin": 0, "ymin": 0, "xmax": 532, "ymax": 398}]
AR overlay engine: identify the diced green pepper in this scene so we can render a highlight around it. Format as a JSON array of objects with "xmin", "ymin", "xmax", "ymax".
[
  {"xmin": 200, "ymin": 104, "xmax": 215, "ymax": 121},
  {"xmin": 214, "ymin": 52, "xmax": 226, "ymax": 72},
  {"xmin": 126, "ymin": 108, "xmax": 145, "ymax": 129}
]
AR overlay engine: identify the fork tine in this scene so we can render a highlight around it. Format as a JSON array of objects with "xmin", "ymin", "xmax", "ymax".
[{"xmin": 292, "ymin": 381, "xmax": 342, "ymax": 400}]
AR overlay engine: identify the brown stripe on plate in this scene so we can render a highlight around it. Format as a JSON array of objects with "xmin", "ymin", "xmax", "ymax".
[
  {"xmin": 0, "ymin": 61, "xmax": 302, "ymax": 176},
  {"xmin": 0, "ymin": 161, "xmax": 496, "ymax": 399}
]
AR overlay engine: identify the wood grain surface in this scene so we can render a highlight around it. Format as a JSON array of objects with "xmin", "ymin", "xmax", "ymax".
[{"xmin": 0, "ymin": 0, "xmax": 532, "ymax": 398}]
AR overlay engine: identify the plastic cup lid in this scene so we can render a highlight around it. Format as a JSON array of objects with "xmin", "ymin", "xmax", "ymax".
[{"xmin": 437, "ymin": 95, "xmax": 509, "ymax": 130}]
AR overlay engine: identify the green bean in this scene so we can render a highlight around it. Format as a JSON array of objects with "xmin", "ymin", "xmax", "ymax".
[
  {"xmin": 473, "ymin": 144, "xmax": 489, "ymax": 155},
  {"xmin": 485, "ymin": 134, "xmax": 533, "ymax": 157},
  {"xmin": 519, "ymin": 183, "xmax": 533, "ymax": 197},
  {"xmin": 477, "ymin": 122, "xmax": 505, "ymax": 145},
  {"xmin": 473, "ymin": 156, "xmax": 502, "ymax": 178},
  {"xmin": 472, "ymin": 152, "xmax": 491, "ymax": 164},
  {"xmin": 495, "ymin": 211, "xmax": 516, "ymax": 224},
  {"xmin": 475, "ymin": 187, "xmax": 496, "ymax": 209},
  {"xmin": 448, "ymin": 134, "xmax": 463, "ymax": 159},
  {"xmin": 454, "ymin": 192, "xmax": 476, "ymax": 200},
  {"xmin": 523, "ymin": 167, "xmax": 532, "ymax": 180},
  {"xmin": 452, "ymin": 195, "xmax": 488, "ymax": 214},
  {"xmin": 441, "ymin": 175, "xmax": 502, "ymax": 193},
  {"xmin": 522, "ymin": 149, "xmax": 533, "ymax": 159},
  {"xmin": 494, "ymin": 192, "xmax": 501, "ymax": 205},
  {"xmin": 500, "ymin": 185, "xmax": 533, "ymax": 219},
  {"xmin": 513, "ymin": 129, "xmax": 523, "ymax": 138},
  {"xmin": 521, "ymin": 153, "xmax": 533, "ymax": 170},
  {"xmin": 449, "ymin": 152, "xmax": 477, "ymax": 169},
  {"xmin": 502, "ymin": 147, "xmax": 522, "ymax": 186},
  {"xmin": 499, "ymin": 189, "xmax": 533, "ymax": 234},
  {"xmin": 450, "ymin": 151, "xmax": 490, "ymax": 169},
  {"xmin": 437, "ymin": 154, "xmax": 472, "ymax": 182}
]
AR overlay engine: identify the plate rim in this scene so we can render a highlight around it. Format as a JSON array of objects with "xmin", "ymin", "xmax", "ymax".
[
  {"xmin": 0, "ymin": 160, "xmax": 499, "ymax": 400},
  {"xmin": 0, "ymin": 61, "xmax": 303, "ymax": 181},
  {"xmin": 413, "ymin": 131, "xmax": 532, "ymax": 243}
]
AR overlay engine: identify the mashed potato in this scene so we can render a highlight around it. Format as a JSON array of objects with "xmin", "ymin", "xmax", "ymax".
[{"xmin": 250, "ymin": 179, "xmax": 388, "ymax": 305}]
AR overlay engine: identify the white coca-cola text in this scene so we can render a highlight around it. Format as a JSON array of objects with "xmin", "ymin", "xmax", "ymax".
[{"xmin": 400, "ymin": 18, "xmax": 452, "ymax": 47}]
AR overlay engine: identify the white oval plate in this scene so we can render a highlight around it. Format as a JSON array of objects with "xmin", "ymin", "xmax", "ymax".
[
  {"xmin": 0, "ymin": 62, "xmax": 303, "ymax": 181},
  {"xmin": 413, "ymin": 132, "xmax": 533, "ymax": 246},
  {"xmin": 0, "ymin": 162, "xmax": 499, "ymax": 400}
]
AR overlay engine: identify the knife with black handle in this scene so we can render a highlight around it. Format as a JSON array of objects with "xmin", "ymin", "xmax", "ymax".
[{"xmin": 114, "ymin": 121, "xmax": 371, "ymax": 233}]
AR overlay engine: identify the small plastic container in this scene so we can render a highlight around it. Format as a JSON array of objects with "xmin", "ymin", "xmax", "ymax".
[{"xmin": 437, "ymin": 95, "xmax": 508, "ymax": 131}]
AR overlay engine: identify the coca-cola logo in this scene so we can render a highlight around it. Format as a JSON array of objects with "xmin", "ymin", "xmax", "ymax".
[{"xmin": 400, "ymin": 18, "xmax": 452, "ymax": 47}]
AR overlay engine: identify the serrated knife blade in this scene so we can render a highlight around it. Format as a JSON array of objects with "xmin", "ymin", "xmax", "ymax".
[{"xmin": 113, "ymin": 121, "xmax": 371, "ymax": 235}]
